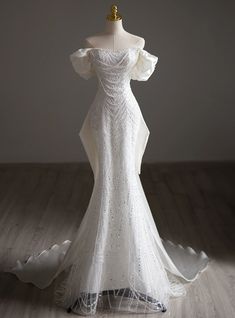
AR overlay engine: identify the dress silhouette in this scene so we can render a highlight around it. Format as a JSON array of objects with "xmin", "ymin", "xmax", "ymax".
[{"xmin": 8, "ymin": 46, "xmax": 210, "ymax": 315}]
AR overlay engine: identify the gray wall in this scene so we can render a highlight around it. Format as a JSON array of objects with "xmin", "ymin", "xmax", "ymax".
[{"xmin": 0, "ymin": 0, "xmax": 234, "ymax": 163}]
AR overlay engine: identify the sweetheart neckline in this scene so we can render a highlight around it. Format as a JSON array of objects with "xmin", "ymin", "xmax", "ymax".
[{"xmin": 84, "ymin": 47, "xmax": 143, "ymax": 53}]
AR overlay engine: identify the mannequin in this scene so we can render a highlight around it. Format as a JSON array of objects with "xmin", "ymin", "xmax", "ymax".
[
  {"xmin": 83, "ymin": 5, "xmax": 145, "ymax": 50},
  {"xmin": 7, "ymin": 4, "xmax": 210, "ymax": 316}
]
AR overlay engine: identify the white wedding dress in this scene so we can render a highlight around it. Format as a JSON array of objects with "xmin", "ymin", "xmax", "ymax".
[{"xmin": 7, "ymin": 46, "xmax": 210, "ymax": 315}]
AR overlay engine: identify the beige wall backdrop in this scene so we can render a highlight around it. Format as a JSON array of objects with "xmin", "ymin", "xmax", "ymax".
[{"xmin": 0, "ymin": 0, "xmax": 234, "ymax": 163}]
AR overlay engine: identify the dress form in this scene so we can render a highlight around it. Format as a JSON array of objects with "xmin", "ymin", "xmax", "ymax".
[
  {"xmin": 83, "ymin": 5, "xmax": 145, "ymax": 50},
  {"xmin": 6, "ymin": 5, "xmax": 210, "ymax": 316}
]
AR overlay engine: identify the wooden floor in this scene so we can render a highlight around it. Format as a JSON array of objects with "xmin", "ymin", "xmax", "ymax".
[{"xmin": 0, "ymin": 162, "xmax": 234, "ymax": 317}]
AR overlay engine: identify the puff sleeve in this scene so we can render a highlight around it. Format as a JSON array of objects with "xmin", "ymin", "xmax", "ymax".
[
  {"xmin": 131, "ymin": 49, "xmax": 158, "ymax": 81},
  {"xmin": 69, "ymin": 48, "xmax": 95, "ymax": 80}
]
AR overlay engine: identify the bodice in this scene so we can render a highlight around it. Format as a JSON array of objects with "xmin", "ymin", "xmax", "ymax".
[
  {"xmin": 69, "ymin": 47, "xmax": 159, "ymax": 177},
  {"xmin": 92, "ymin": 48, "xmax": 143, "ymax": 104},
  {"xmin": 89, "ymin": 48, "xmax": 139, "ymax": 94}
]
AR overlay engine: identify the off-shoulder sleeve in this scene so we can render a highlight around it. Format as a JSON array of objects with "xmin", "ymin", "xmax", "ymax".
[
  {"xmin": 131, "ymin": 49, "xmax": 158, "ymax": 81},
  {"xmin": 69, "ymin": 48, "xmax": 95, "ymax": 80}
]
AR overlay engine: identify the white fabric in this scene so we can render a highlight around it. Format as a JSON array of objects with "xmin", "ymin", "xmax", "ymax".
[{"xmin": 8, "ymin": 47, "xmax": 210, "ymax": 315}]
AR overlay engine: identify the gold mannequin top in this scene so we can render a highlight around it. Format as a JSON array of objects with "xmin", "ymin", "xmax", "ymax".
[{"xmin": 106, "ymin": 4, "xmax": 122, "ymax": 21}]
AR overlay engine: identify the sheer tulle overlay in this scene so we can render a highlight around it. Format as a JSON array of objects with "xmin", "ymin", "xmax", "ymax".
[{"xmin": 7, "ymin": 47, "xmax": 210, "ymax": 315}]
